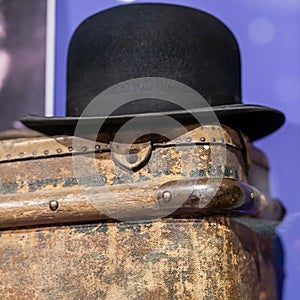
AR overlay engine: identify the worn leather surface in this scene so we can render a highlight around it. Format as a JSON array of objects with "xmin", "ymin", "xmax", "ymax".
[{"xmin": 0, "ymin": 217, "xmax": 282, "ymax": 300}]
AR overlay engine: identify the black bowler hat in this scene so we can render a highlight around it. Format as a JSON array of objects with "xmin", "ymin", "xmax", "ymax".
[{"xmin": 21, "ymin": 3, "xmax": 285, "ymax": 141}]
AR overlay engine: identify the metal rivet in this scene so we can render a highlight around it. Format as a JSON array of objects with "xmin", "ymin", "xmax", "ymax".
[
  {"xmin": 250, "ymin": 192, "xmax": 255, "ymax": 200},
  {"xmin": 82, "ymin": 147, "xmax": 87, "ymax": 152},
  {"xmin": 56, "ymin": 148, "xmax": 62, "ymax": 153},
  {"xmin": 32, "ymin": 151, "xmax": 37, "ymax": 156},
  {"xmin": 19, "ymin": 152, "xmax": 24, "ymax": 157},
  {"xmin": 95, "ymin": 145, "xmax": 101, "ymax": 150},
  {"xmin": 68, "ymin": 147, "xmax": 73, "ymax": 152},
  {"xmin": 126, "ymin": 150, "xmax": 138, "ymax": 164},
  {"xmin": 49, "ymin": 200, "xmax": 59, "ymax": 211},
  {"xmin": 6, "ymin": 154, "xmax": 11, "ymax": 159},
  {"xmin": 187, "ymin": 138, "xmax": 192, "ymax": 142},
  {"xmin": 200, "ymin": 137, "xmax": 206, "ymax": 142},
  {"xmin": 162, "ymin": 191, "xmax": 172, "ymax": 203},
  {"xmin": 44, "ymin": 150, "xmax": 49, "ymax": 155}
]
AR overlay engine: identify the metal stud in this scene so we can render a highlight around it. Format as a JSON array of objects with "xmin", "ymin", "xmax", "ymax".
[
  {"xmin": 6, "ymin": 154, "xmax": 11, "ymax": 159},
  {"xmin": 19, "ymin": 152, "xmax": 24, "ymax": 157},
  {"xmin": 162, "ymin": 191, "xmax": 172, "ymax": 203},
  {"xmin": 44, "ymin": 150, "xmax": 49, "ymax": 156},
  {"xmin": 56, "ymin": 148, "xmax": 62, "ymax": 154},
  {"xmin": 82, "ymin": 147, "xmax": 87, "ymax": 152},
  {"xmin": 32, "ymin": 151, "xmax": 37, "ymax": 156},
  {"xmin": 187, "ymin": 138, "xmax": 192, "ymax": 142},
  {"xmin": 49, "ymin": 200, "xmax": 59, "ymax": 211},
  {"xmin": 200, "ymin": 137, "xmax": 206, "ymax": 142},
  {"xmin": 68, "ymin": 147, "xmax": 73, "ymax": 152},
  {"xmin": 126, "ymin": 150, "xmax": 138, "ymax": 164},
  {"xmin": 95, "ymin": 145, "xmax": 101, "ymax": 150}
]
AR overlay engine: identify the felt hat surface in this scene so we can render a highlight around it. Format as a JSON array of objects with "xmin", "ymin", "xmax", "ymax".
[{"xmin": 21, "ymin": 3, "xmax": 285, "ymax": 141}]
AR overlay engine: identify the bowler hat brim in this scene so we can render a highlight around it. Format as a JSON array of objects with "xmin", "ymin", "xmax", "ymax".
[{"xmin": 21, "ymin": 104, "xmax": 285, "ymax": 141}]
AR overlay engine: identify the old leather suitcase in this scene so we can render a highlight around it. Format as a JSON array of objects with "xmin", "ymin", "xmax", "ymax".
[{"xmin": 0, "ymin": 126, "xmax": 284, "ymax": 299}]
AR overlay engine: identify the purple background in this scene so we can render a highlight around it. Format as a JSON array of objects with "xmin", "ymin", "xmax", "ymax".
[
  {"xmin": 55, "ymin": 1, "xmax": 300, "ymax": 298},
  {"xmin": 0, "ymin": 0, "xmax": 46, "ymax": 131}
]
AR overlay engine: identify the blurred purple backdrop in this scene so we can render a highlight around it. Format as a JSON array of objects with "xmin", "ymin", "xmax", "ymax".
[
  {"xmin": 54, "ymin": 1, "xmax": 300, "ymax": 299},
  {"xmin": 0, "ymin": 0, "xmax": 46, "ymax": 131}
]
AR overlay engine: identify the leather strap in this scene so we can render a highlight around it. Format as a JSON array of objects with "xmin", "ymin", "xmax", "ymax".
[{"xmin": 0, "ymin": 178, "xmax": 285, "ymax": 229}]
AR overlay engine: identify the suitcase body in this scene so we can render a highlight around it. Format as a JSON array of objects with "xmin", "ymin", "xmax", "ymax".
[{"xmin": 0, "ymin": 126, "xmax": 284, "ymax": 299}]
